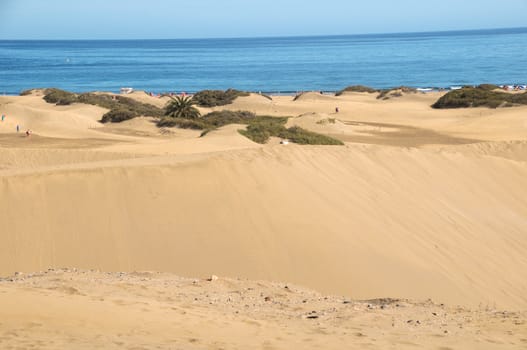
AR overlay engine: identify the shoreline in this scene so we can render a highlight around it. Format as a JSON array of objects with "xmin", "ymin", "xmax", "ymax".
[{"xmin": 3, "ymin": 83, "xmax": 527, "ymax": 97}]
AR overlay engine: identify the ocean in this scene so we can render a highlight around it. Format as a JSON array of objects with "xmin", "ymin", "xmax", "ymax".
[{"xmin": 1, "ymin": 27, "xmax": 527, "ymax": 95}]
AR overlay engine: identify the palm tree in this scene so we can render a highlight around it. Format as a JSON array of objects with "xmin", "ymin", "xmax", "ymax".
[{"xmin": 165, "ymin": 95, "xmax": 201, "ymax": 119}]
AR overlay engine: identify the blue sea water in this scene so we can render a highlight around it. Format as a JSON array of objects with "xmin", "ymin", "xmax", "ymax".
[{"xmin": 1, "ymin": 27, "xmax": 527, "ymax": 95}]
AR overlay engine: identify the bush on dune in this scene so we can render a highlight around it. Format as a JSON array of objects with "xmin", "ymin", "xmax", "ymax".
[
  {"xmin": 100, "ymin": 108, "xmax": 137, "ymax": 123},
  {"xmin": 41, "ymin": 88, "xmax": 163, "ymax": 122},
  {"xmin": 157, "ymin": 110, "xmax": 256, "ymax": 130},
  {"xmin": 159, "ymin": 109, "xmax": 343, "ymax": 145},
  {"xmin": 432, "ymin": 86, "xmax": 527, "ymax": 109},
  {"xmin": 477, "ymin": 84, "xmax": 500, "ymax": 91},
  {"xmin": 201, "ymin": 110, "xmax": 257, "ymax": 127},
  {"xmin": 79, "ymin": 93, "xmax": 164, "ymax": 118},
  {"xmin": 238, "ymin": 116, "xmax": 344, "ymax": 145},
  {"xmin": 282, "ymin": 126, "xmax": 344, "ymax": 145},
  {"xmin": 43, "ymin": 88, "xmax": 78, "ymax": 105},
  {"xmin": 156, "ymin": 117, "xmax": 208, "ymax": 129},
  {"xmin": 192, "ymin": 89, "xmax": 249, "ymax": 107},
  {"xmin": 335, "ymin": 85, "xmax": 378, "ymax": 96},
  {"xmin": 19, "ymin": 89, "xmax": 39, "ymax": 96},
  {"xmin": 377, "ymin": 86, "xmax": 417, "ymax": 100}
]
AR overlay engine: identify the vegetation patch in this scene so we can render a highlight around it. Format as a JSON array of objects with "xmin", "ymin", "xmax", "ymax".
[
  {"xmin": 100, "ymin": 108, "xmax": 137, "ymax": 123},
  {"xmin": 239, "ymin": 117, "xmax": 289, "ymax": 143},
  {"xmin": 41, "ymin": 88, "xmax": 163, "ymax": 122},
  {"xmin": 239, "ymin": 117, "xmax": 344, "ymax": 145},
  {"xmin": 335, "ymin": 85, "xmax": 378, "ymax": 96},
  {"xmin": 157, "ymin": 117, "xmax": 208, "ymax": 130},
  {"xmin": 43, "ymin": 88, "xmax": 78, "ymax": 105},
  {"xmin": 19, "ymin": 89, "xmax": 40, "ymax": 96},
  {"xmin": 281, "ymin": 127, "xmax": 344, "ymax": 145},
  {"xmin": 80, "ymin": 93, "xmax": 163, "ymax": 118},
  {"xmin": 377, "ymin": 86, "xmax": 418, "ymax": 100},
  {"xmin": 432, "ymin": 86, "xmax": 527, "ymax": 109},
  {"xmin": 159, "ymin": 108, "xmax": 343, "ymax": 145},
  {"xmin": 201, "ymin": 110, "xmax": 256, "ymax": 127},
  {"xmin": 477, "ymin": 84, "xmax": 500, "ymax": 91},
  {"xmin": 192, "ymin": 89, "xmax": 250, "ymax": 107}
]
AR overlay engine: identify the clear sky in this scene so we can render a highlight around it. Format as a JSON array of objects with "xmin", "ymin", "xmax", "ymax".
[{"xmin": 1, "ymin": 0, "xmax": 526, "ymax": 39}]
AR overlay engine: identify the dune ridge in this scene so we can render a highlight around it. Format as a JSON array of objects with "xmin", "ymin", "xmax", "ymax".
[
  {"xmin": 1, "ymin": 90, "xmax": 527, "ymax": 348},
  {"xmin": 1, "ymin": 144, "xmax": 526, "ymax": 309}
]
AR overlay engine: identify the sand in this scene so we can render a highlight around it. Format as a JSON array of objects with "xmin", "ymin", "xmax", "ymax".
[
  {"xmin": 1, "ymin": 91, "xmax": 527, "ymax": 348},
  {"xmin": 1, "ymin": 269, "xmax": 525, "ymax": 350}
]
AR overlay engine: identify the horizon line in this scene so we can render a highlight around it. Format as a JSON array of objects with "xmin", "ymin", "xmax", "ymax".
[{"xmin": 1, "ymin": 26, "xmax": 526, "ymax": 42}]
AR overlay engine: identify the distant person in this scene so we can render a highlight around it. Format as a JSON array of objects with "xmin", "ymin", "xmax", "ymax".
[
  {"xmin": 16, "ymin": 124, "xmax": 20, "ymax": 133},
  {"xmin": 1, "ymin": 114, "xmax": 4, "ymax": 122},
  {"xmin": 335, "ymin": 107, "xmax": 340, "ymax": 113}
]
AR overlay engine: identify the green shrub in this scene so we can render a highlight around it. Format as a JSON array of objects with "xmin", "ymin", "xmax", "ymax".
[
  {"xmin": 377, "ymin": 86, "xmax": 417, "ymax": 100},
  {"xmin": 477, "ymin": 84, "xmax": 500, "ymax": 91},
  {"xmin": 432, "ymin": 87, "xmax": 527, "ymax": 109},
  {"xmin": 202, "ymin": 110, "xmax": 256, "ymax": 127},
  {"xmin": 239, "ymin": 117, "xmax": 343, "ymax": 145},
  {"xmin": 192, "ymin": 89, "xmax": 250, "ymax": 107},
  {"xmin": 100, "ymin": 108, "xmax": 137, "ymax": 123},
  {"xmin": 77, "ymin": 93, "xmax": 119, "ymax": 110},
  {"xmin": 158, "ymin": 108, "xmax": 343, "ymax": 146},
  {"xmin": 79, "ymin": 93, "xmax": 163, "ymax": 117},
  {"xmin": 239, "ymin": 126, "xmax": 271, "ymax": 144},
  {"xmin": 41, "ymin": 88, "xmax": 163, "ymax": 123},
  {"xmin": 281, "ymin": 126, "xmax": 344, "ymax": 145},
  {"xmin": 336, "ymin": 85, "xmax": 378, "ymax": 96},
  {"xmin": 156, "ymin": 117, "xmax": 208, "ymax": 129},
  {"xmin": 20, "ymin": 89, "xmax": 36, "ymax": 96},
  {"xmin": 43, "ymin": 88, "xmax": 78, "ymax": 105},
  {"xmin": 239, "ymin": 116, "xmax": 287, "ymax": 143}
]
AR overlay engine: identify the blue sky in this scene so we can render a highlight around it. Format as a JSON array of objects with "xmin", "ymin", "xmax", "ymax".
[{"xmin": 1, "ymin": 0, "xmax": 526, "ymax": 39}]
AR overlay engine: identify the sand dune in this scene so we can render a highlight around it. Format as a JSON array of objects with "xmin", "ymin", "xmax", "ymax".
[
  {"xmin": 1, "ymin": 91, "xmax": 527, "ymax": 347},
  {"xmin": 1, "ymin": 144, "xmax": 527, "ymax": 309},
  {"xmin": 1, "ymin": 269, "xmax": 525, "ymax": 350}
]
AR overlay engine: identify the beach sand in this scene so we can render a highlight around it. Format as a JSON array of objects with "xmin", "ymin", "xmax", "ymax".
[{"xmin": 1, "ymin": 91, "xmax": 526, "ymax": 348}]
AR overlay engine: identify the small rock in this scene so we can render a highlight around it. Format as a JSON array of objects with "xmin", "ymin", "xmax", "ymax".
[
  {"xmin": 264, "ymin": 296, "xmax": 271, "ymax": 302},
  {"xmin": 207, "ymin": 275, "xmax": 219, "ymax": 282}
]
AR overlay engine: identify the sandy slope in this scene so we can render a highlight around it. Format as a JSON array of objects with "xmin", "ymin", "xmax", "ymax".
[
  {"xmin": 2, "ymin": 144, "xmax": 527, "ymax": 310},
  {"xmin": 1, "ymin": 91, "xmax": 527, "ymax": 347},
  {"xmin": 1, "ymin": 269, "xmax": 525, "ymax": 350}
]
